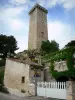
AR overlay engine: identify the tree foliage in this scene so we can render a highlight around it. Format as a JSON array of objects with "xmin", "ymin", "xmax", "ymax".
[
  {"xmin": 65, "ymin": 40, "xmax": 75, "ymax": 48},
  {"xmin": 0, "ymin": 67, "xmax": 4, "ymax": 84},
  {"xmin": 42, "ymin": 46, "xmax": 75, "ymax": 81},
  {"xmin": 0, "ymin": 34, "xmax": 18, "ymax": 59},
  {"xmin": 40, "ymin": 40, "xmax": 59, "ymax": 55}
]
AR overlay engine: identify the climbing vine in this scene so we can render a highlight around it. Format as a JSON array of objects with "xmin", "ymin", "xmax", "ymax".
[{"xmin": 42, "ymin": 46, "xmax": 75, "ymax": 80}]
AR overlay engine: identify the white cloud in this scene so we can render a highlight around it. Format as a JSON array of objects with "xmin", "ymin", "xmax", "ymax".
[
  {"xmin": 0, "ymin": 6, "xmax": 25, "ymax": 21},
  {"xmin": 45, "ymin": 0, "xmax": 58, "ymax": 7},
  {"xmin": 59, "ymin": 0, "xmax": 75, "ymax": 10},
  {"xmin": 36, "ymin": 0, "xmax": 45, "ymax": 6},
  {"xmin": 10, "ymin": 0, "xmax": 28, "ymax": 5},
  {"xmin": 0, "ymin": 5, "xmax": 28, "ymax": 31},
  {"xmin": 48, "ymin": 21, "xmax": 73, "ymax": 48},
  {"xmin": 16, "ymin": 0, "xmax": 27, "ymax": 4},
  {"xmin": 34, "ymin": 0, "xmax": 75, "ymax": 10},
  {"xmin": 10, "ymin": 19, "xmax": 25, "ymax": 31},
  {"xmin": 8, "ymin": 0, "xmax": 75, "ymax": 10},
  {"xmin": 42, "ymin": 0, "xmax": 75, "ymax": 10},
  {"xmin": 16, "ymin": 35, "xmax": 28, "ymax": 52}
]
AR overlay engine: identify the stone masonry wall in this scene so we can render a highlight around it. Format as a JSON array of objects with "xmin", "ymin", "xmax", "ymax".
[
  {"xmin": 44, "ymin": 61, "xmax": 68, "ymax": 81},
  {"xmin": 67, "ymin": 81, "xmax": 75, "ymax": 100},
  {"xmin": 29, "ymin": 69, "xmax": 44, "ymax": 83},
  {"xmin": 54, "ymin": 61, "xmax": 68, "ymax": 72},
  {"xmin": 28, "ymin": 5, "xmax": 48, "ymax": 50}
]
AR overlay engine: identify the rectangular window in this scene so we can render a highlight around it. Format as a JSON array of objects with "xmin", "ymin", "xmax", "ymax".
[
  {"xmin": 41, "ymin": 32, "xmax": 44, "ymax": 37},
  {"xmin": 22, "ymin": 77, "xmax": 25, "ymax": 83}
]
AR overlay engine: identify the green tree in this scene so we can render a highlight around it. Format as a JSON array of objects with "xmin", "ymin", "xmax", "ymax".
[
  {"xmin": 50, "ymin": 40, "xmax": 59, "ymax": 52},
  {"xmin": 65, "ymin": 40, "xmax": 75, "ymax": 48},
  {"xmin": 0, "ymin": 34, "xmax": 18, "ymax": 59},
  {"xmin": 40, "ymin": 40, "xmax": 59, "ymax": 55}
]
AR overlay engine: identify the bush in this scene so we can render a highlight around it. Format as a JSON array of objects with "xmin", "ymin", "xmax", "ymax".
[
  {"xmin": 0, "ymin": 84, "xmax": 9, "ymax": 94},
  {"xmin": 0, "ymin": 69, "xmax": 4, "ymax": 84},
  {"xmin": 0, "ymin": 59, "xmax": 5, "ymax": 67}
]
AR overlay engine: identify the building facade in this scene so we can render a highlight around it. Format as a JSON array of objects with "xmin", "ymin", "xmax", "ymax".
[
  {"xmin": 28, "ymin": 4, "xmax": 48, "ymax": 50},
  {"xmin": 4, "ymin": 58, "xmax": 44, "ymax": 95}
]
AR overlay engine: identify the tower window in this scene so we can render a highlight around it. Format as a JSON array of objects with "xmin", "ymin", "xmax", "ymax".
[
  {"xmin": 41, "ymin": 32, "xmax": 44, "ymax": 37},
  {"xmin": 22, "ymin": 77, "xmax": 25, "ymax": 83}
]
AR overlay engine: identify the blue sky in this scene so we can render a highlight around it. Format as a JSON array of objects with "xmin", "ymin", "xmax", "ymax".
[{"xmin": 0, "ymin": 0, "xmax": 75, "ymax": 52}]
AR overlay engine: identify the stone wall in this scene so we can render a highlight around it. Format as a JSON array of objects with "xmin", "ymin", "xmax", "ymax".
[
  {"xmin": 45, "ymin": 60, "xmax": 68, "ymax": 73},
  {"xmin": 44, "ymin": 67, "xmax": 55, "ymax": 82},
  {"xmin": 4, "ymin": 59, "xmax": 35, "ymax": 95},
  {"xmin": 54, "ymin": 61, "xmax": 68, "ymax": 72},
  {"xmin": 28, "ymin": 4, "xmax": 48, "ymax": 50},
  {"xmin": 67, "ymin": 81, "xmax": 75, "ymax": 100},
  {"xmin": 29, "ymin": 69, "xmax": 44, "ymax": 83},
  {"xmin": 44, "ymin": 60, "xmax": 68, "ymax": 81}
]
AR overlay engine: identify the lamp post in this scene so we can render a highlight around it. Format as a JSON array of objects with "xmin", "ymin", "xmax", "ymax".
[{"xmin": 35, "ymin": 69, "xmax": 37, "ymax": 96}]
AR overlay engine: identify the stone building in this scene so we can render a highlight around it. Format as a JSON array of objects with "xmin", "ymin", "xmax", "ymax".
[
  {"xmin": 4, "ymin": 4, "xmax": 48, "ymax": 95},
  {"xmin": 4, "ymin": 58, "xmax": 44, "ymax": 96},
  {"xmin": 28, "ymin": 4, "xmax": 48, "ymax": 50}
]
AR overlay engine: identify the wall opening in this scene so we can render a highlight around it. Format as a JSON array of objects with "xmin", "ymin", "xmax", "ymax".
[
  {"xmin": 56, "ymin": 76, "xmax": 69, "ymax": 82},
  {"xmin": 41, "ymin": 32, "xmax": 44, "ymax": 37},
  {"xmin": 22, "ymin": 77, "xmax": 25, "ymax": 83}
]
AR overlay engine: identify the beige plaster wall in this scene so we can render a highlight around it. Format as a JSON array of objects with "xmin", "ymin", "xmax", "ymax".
[{"xmin": 4, "ymin": 59, "xmax": 35, "ymax": 95}]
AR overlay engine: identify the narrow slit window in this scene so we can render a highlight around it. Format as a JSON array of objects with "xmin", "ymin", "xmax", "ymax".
[
  {"xmin": 22, "ymin": 77, "xmax": 25, "ymax": 83},
  {"xmin": 41, "ymin": 32, "xmax": 44, "ymax": 37}
]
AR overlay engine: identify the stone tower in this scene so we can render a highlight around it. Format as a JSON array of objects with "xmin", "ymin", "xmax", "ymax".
[{"xmin": 28, "ymin": 4, "xmax": 48, "ymax": 50}]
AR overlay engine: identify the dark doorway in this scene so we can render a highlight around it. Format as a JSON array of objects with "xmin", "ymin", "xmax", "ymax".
[{"xmin": 56, "ymin": 76, "xmax": 69, "ymax": 82}]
